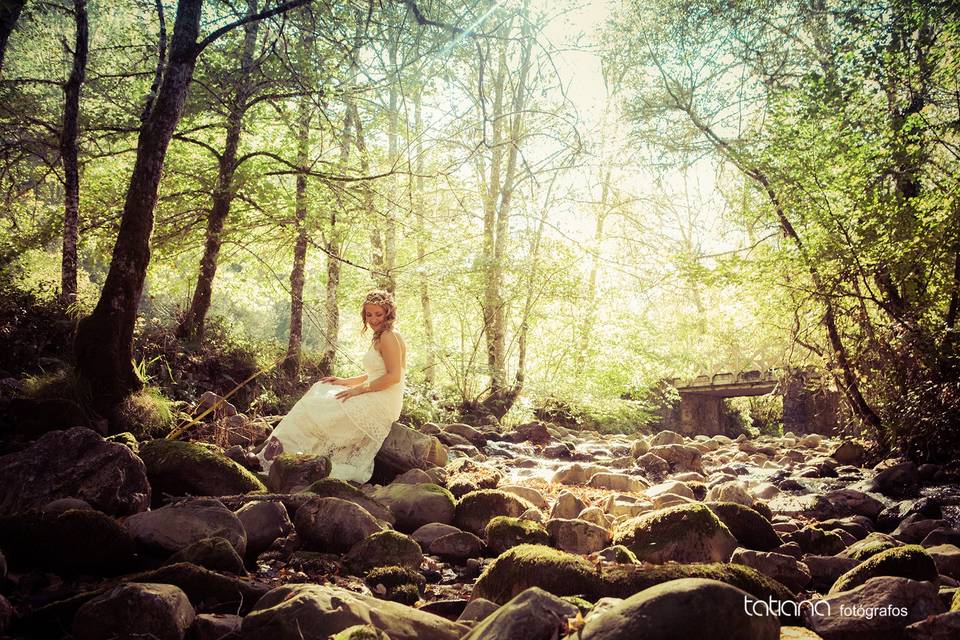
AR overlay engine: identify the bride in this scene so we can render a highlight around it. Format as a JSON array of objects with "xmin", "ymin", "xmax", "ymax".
[{"xmin": 258, "ymin": 290, "xmax": 406, "ymax": 483}]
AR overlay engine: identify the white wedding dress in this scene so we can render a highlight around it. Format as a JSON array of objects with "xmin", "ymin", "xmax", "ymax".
[{"xmin": 261, "ymin": 340, "xmax": 405, "ymax": 483}]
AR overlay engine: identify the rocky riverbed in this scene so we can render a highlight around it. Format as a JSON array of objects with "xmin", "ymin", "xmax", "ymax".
[{"xmin": 1, "ymin": 417, "xmax": 959, "ymax": 639}]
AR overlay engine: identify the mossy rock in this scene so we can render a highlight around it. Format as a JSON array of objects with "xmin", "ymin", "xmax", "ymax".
[
  {"xmin": 0, "ymin": 509, "xmax": 136, "ymax": 575},
  {"xmin": 784, "ymin": 525, "xmax": 847, "ymax": 556},
  {"xmin": 471, "ymin": 544, "xmax": 603, "ymax": 604},
  {"xmin": 307, "ymin": 478, "xmax": 395, "ymax": 525},
  {"xmin": 139, "ymin": 440, "xmax": 265, "ymax": 500},
  {"xmin": 484, "ymin": 516, "xmax": 550, "ymax": 555},
  {"xmin": 129, "ymin": 562, "xmax": 270, "ymax": 615},
  {"xmin": 330, "ymin": 624, "xmax": 391, "ymax": 640},
  {"xmin": 105, "ymin": 431, "xmax": 139, "ymax": 452},
  {"xmin": 829, "ymin": 544, "xmax": 939, "ymax": 594},
  {"xmin": 612, "ymin": 502, "xmax": 737, "ymax": 563},
  {"xmin": 345, "ymin": 530, "xmax": 423, "ymax": 575},
  {"xmin": 268, "ymin": 453, "xmax": 331, "ymax": 493},
  {"xmin": 454, "ymin": 489, "xmax": 538, "ymax": 536},
  {"xmin": 707, "ymin": 502, "xmax": 781, "ymax": 551},
  {"xmin": 364, "ymin": 565, "xmax": 426, "ymax": 606},
  {"xmin": 166, "ymin": 536, "xmax": 246, "ymax": 576},
  {"xmin": 840, "ymin": 532, "xmax": 900, "ymax": 562},
  {"xmin": 371, "ymin": 483, "xmax": 456, "ymax": 532},
  {"xmin": 602, "ymin": 561, "xmax": 793, "ymax": 602},
  {"xmin": 596, "ymin": 545, "xmax": 639, "ymax": 564},
  {"xmin": 561, "ymin": 594, "xmax": 594, "ymax": 615}
]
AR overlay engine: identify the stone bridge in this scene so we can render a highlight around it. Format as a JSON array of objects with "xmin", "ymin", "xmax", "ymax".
[{"xmin": 664, "ymin": 369, "xmax": 838, "ymax": 436}]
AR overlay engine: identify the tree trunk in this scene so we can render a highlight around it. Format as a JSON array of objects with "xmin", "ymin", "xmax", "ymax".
[
  {"xmin": 0, "ymin": 0, "xmax": 26, "ymax": 76},
  {"xmin": 576, "ymin": 171, "xmax": 609, "ymax": 371},
  {"xmin": 284, "ymin": 96, "xmax": 311, "ymax": 377},
  {"xmin": 481, "ymin": 6, "xmax": 533, "ymax": 417},
  {"xmin": 318, "ymin": 100, "xmax": 355, "ymax": 376},
  {"xmin": 74, "ymin": 0, "xmax": 203, "ymax": 423},
  {"xmin": 412, "ymin": 91, "xmax": 435, "ymax": 386},
  {"xmin": 177, "ymin": 0, "xmax": 259, "ymax": 341},
  {"xmin": 59, "ymin": 0, "xmax": 88, "ymax": 305},
  {"xmin": 481, "ymin": 40, "xmax": 507, "ymax": 394}
]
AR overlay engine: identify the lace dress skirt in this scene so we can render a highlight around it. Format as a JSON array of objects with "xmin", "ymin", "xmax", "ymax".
[{"xmin": 264, "ymin": 345, "xmax": 404, "ymax": 483}]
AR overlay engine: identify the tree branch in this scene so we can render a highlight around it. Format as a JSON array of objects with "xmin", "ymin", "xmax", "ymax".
[{"xmin": 195, "ymin": 0, "xmax": 311, "ymax": 55}]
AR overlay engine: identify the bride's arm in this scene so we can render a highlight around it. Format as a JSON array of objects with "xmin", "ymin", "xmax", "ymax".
[
  {"xmin": 336, "ymin": 332, "xmax": 402, "ymax": 399},
  {"xmin": 320, "ymin": 373, "xmax": 368, "ymax": 386}
]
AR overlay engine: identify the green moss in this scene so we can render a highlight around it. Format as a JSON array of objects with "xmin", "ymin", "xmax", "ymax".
[
  {"xmin": 561, "ymin": 595, "xmax": 594, "ymax": 615},
  {"xmin": 602, "ymin": 562, "xmax": 791, "ymax": 601},
  {"xmin": 843, "ymin": 535, "xmax": 900, "ymax": 562},
  {"xmin": 364, "ymin": 564, "xmax": 426, "ymax": 605},
  {"xmin": 830, "ymin": 544, "xmax": 938, "ymax": 594},
  {"xmin": 114, "ymin": 387, "xmax": 177, "ymax": 439},
  {"xmin": 139, "ymin": 439, "xmax": 265, "ymax": 499},
  {"xmin": 330, "ymin": 625, "xmax": 391, "ymax": 640},
  {"xmin": 484, "ymin": 516, "xmax": 550, "ymax": 555},
  {"xmin": 455, "ymin": 489, "xmax": 538, "ymax": 536},
  {"xmin": 597, "ymin": 545, "xmax": 639, "ymax": 564},
  {"xmin": 707, "ymin": 502, "xmax": 781, "ymax": 551},
  {"xmin": 364, "ymin": 565, "xmax": 427, "ymax": 591},
  {"xmin": 612, "ymin": 502, "xmax": 731, "ymax": 561},
  {"xmin": 471, "ymin": 544, "xmax": 602, "ymax": 604},
  {"xmin": 344, "ymin": 530, "xmax": 422, "ymax": 575}
]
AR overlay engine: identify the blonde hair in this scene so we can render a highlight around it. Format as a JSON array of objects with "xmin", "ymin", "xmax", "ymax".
[{"xmin": 360, "ymin": 290, "xmax": 397, "ymax": 341}]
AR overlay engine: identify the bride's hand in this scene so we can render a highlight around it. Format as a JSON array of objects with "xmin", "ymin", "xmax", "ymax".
[
  {"xmin": 335, "ymin": 387, "xmax": 362, "ymax": 401},
  {"xmin": 320, "ymin": 376, "xmax": 347, "ymax": 385}
]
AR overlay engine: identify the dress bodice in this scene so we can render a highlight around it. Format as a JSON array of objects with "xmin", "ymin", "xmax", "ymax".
[{"xmin": 360, "ymin": 340, "xmax": 405, "ymax": 383}]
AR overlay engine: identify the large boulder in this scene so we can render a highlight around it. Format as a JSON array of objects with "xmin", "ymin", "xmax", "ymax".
[
  {"xmin": 484, "ymin": 516, "xmax": 551, "ymax": 555},
  {"xmin": 455, "ymin": 490, "xmax": 538, "ymax": 537},
  {"xmin": 371, "ymin": 483, "xmax": 456, "ymax": 532},
  {"xmin": 428, "ymin": 531, "xmax": 484, "ymax": 561},
  {"xmin": 138, "ymin": 440, "xmax": 266, "ymax": 499},
  {"xmin": 648, "ymin": 444, "xmax": 703, "ymax": 473},
  {"xmin": 374, "ymin": 422, "xmax": 448, "ymax": 479},
  {"xmin": 461, "ymin": 587, "xmax": 578, "ymax": 640},
  {"xmin": 308, "ymin": 478, "xmax": 395, "ymax": 525},
  {"xmin": 707, "ymin": 502, "xmax": 781, "ymax": 551},
  {"xmin": 613, "ymin": 503, "xmax": 737, "ymax": 564},
  {"xmin": 546, "ymin": 518, "xmax": 612, "ymax": 555},
  {"xmin": 235, "ymin": 500, "xmax": 293, "ymax": 558},
  {"xmin": 344, "ymin": 530, "xmax": 423, "ymax": 574},
  {"xmin": 472, "ymin": 544, "xmax": 602, "ymax": 604},
  {"xmin": 807, "ymin": 576, "xmax": 945, "ymax": 640},
  {"xmin": 574, "ymin": 578, "xmax": 780, "ymax": 640},
  {"xmin": 294, "ymin": 496, "xmax": 386, "ymax": 552},
  {"xmin": 166, "ymin": 537, "xmax": 246, "ymax": 575},
  {"xmin": 241, "ymin": 583, "xmax": 468, "ymax": 640},
  {"xmin": 72, "ymin": 582, "xmax": 195, "ymax": 640},
  {"xmin": 784, "ymin": 525, "xmax": 847, "ymax": 556},
  {"xmin": 0, "ymin": 426, "xmax": 150, "ymax": 516},
  {"xmin": 599, "ymin": 562, "xmax": 796, "ymax": 610},
  {"xmin": 730, "ymin": 548, "xmax": 811, "ymax": 593},
  {"xmin": 0, "ymin": 508, "xmax": 136, "ymax": 575},
  {"xmin": 267, "ymin": 454, "xmax": 331, "ymax": 493},
  {"xmin": 129, "ymin": 562, "xmax": 270, "ymax": 615},
  {"xmin": 587, "ymin": 472, "xmax": 648, "ymax": 493},
  {"xmin": 125, "ymin": 498, "xmax": 247, "ymax": 557},
  {"xmin": 829, "ymin": 544, "xmax": 939, "ymax": 594}
]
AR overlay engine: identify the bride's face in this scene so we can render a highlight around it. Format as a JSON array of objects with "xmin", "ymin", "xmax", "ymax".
[{"xmin": 364, "ymin": 304, "xmax": 386, "ymax": 330}]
